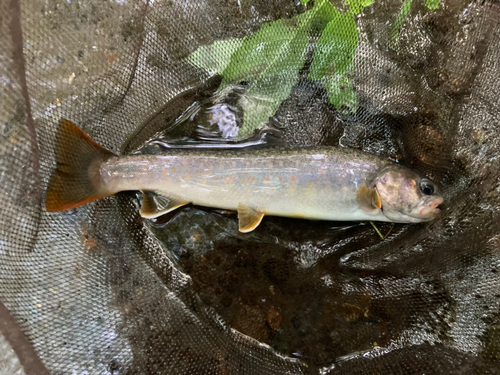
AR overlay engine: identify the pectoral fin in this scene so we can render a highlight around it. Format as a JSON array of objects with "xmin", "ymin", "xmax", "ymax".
[
  {"xmin": 237, "ymin": 203, "xmax": 265, "ymax": 233},
  {"xmin": 140, "ymin": 191, "xmax": 189, "ymax": 218},
  {"xmin": 356, "ymin": 184, "xmax": 382, "ymax": 213}
]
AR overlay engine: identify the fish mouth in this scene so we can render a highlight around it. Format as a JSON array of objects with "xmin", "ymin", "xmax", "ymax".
[{"xmin": 419, "ymin": 197, "xmax": 444, "ymax": 218}]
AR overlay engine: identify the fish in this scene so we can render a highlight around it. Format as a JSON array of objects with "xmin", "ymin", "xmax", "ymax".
[{"xmin": 45, "ymin": 119, "xmax": 444, "ymax": 232}]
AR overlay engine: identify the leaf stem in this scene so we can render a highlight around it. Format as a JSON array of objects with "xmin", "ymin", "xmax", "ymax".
[{"xmin": 370, "ymin": 222, "xmax": 395, "ymax": 240}]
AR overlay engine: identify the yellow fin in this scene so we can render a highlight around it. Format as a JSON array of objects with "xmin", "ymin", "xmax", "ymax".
[
  {"xmin": 356, "ymin": 184, "xmax": 382, "ymax": 213},
  {"xmin": 237, "ymin": 203, "xmax": 265, "ymax": 233},
  {"xmin": 140, "ymin": 191, "xmax": 189, "ymax": 219}
]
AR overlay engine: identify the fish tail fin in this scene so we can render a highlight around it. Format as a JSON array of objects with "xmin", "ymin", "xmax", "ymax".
[{"xmin": 45, "ymin": 119, "xmax": 116, "ymax": 212}]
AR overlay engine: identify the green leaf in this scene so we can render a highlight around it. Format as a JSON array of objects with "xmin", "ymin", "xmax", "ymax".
[
  {"xmin": 222, "ymin": 18, "xmax": 309, "ymax": 83},
  {"xmin": 323, "ymin": 74, "xmax": 357, "ymax": 112},
  {"xmin": 188, "ymin": 0, "xmax": 359, "ymax": 135},
  {"xmin": 220, "ymin": 17, "xmax": 311, "ymax": 135},
  {"xmin": 308, "ymin": 11, "xmax": 359, "ymax": 111},
  {"xmin": 309, "ymin": 13, "xmax": 358, "ymax": 80},
  {"xmin": 312, "ymin": 0, "xmax": 340, "ymax": 29},
  {"xmin": 425, "ymin": 0, "xmax": 440, "ymax": 10},
  {"xmin": 389, "ymin": 0, "xmax": 439, "ymax": 49},
  {"xmin": 300, "ymin": 0, "xmax": 311, "ymax": 3},
  {"xmin": 237, "ymin": 81, "xmax": 293, "ymax": 136},
  {"xmin": 344, "ymin": 0, "xmax": 374, "ymax": 14},
  {"xmin": 187, "ymin": 38, "xmax": 244, "ymax": 74},
  {"xmin": 389, "ymin": 0, "xmax": 413, "ymax": 46}
]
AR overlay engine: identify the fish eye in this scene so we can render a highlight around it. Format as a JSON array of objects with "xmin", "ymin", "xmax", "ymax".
[{"xmin": 420, "ymin": 179, "xmax": 435, "ymax": 195}]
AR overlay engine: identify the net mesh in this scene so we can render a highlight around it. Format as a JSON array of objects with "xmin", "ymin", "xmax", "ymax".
[{"xmin": 1, "ymin": 0, "xmax": 500, "ymax": 373}]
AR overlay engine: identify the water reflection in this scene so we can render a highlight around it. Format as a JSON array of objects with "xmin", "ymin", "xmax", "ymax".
[{"xmin": 134, "ymin": 85, "xmax": 285, "ymax": 154}]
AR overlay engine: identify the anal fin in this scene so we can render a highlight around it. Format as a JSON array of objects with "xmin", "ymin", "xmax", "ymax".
[
  {"xmin": 237, "ymin": 203, "xmax": 265, "ymax": 233},
  {"xmin": 356, "ymin": 184, "xmax": 382, "ymax": 213},
  {"xmin": 140, "ymin": 191, "xmax": 189, "ymax": 219}
]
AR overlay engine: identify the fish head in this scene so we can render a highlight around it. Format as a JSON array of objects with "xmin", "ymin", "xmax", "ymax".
[{"xmin": 374, "ymin": 166, "xmax": 443, "ymax": 223}]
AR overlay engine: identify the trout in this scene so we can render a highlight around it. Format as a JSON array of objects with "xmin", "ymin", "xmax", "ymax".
[{"xmin": 46, "ymin": 119, "xmax": 443, "ymax": 232}]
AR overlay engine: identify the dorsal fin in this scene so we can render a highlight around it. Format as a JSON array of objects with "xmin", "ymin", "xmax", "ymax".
[
  {"xmin": 237, "ymin": 203, "xmax": 265, "ymax": 233},
  {"xmin": 140, "ymin": 191, "xmax": 189, "ymax": 219}
]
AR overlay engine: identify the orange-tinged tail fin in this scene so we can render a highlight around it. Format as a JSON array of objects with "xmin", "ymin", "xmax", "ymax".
[{"xmin": 45, "ymin": 119, "xmax": 116, "ymax": 212}]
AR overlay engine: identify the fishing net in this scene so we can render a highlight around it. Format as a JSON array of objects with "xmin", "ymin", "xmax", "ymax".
[{"xmin": 1, "ymin": 0, "xmax": 500, "ymax": 373}]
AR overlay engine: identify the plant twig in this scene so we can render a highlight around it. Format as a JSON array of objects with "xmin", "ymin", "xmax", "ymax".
[
  {"xmin": 370, "ymin": 221, "xmax": 384, "ymax": 240},
  {"xmin": 370, "ymin": 222, "xmax": 395, "ymax": 240}
]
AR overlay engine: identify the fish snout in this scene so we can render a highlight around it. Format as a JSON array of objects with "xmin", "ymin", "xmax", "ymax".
[{"xmin": 420, "ymin": 197, "xmax": 444, "ymax": 218}]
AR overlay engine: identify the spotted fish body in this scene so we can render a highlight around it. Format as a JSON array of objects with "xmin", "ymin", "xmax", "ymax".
[
  {"xmin": 104, "ymin": 148, "xmax": 391, "ymax": 222},
  {"xmin": 46, "ymin": 120, "xmax": 444, "ymax": 232}
]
